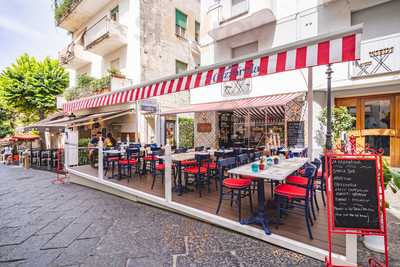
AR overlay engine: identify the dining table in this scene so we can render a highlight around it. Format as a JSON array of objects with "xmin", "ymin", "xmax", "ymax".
[{"xmin": 228, "ymin": 157, "xmax": 308, "ymax": 234}]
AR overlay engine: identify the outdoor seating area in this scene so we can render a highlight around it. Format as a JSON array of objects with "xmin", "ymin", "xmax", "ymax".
[{"xmin": 70, "ymin": 144, "xmax": 345, "ymax": 254}]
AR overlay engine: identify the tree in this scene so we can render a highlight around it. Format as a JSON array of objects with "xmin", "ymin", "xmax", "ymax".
[
  {"xmin": 0, "ymin": 98, "xmax": 14, "ymax": 138},
  {"xmin": 0, "ymin": 54, "xmax": 69, "ymax": 121},
  {"xmin": 316, "ymin": 106, "xmax": 355, "ymax": 147}
]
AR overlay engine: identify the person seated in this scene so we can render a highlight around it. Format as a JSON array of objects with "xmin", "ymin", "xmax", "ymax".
[
  {"xmin": 104, "ymin": 133, "xmax": 117, "ymax": 148},
  {"xmin": 3, "ymin": 146, "xmax": 12, "ymax": 165}
]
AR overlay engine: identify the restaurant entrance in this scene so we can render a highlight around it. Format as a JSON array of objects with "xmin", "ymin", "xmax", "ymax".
[{"xmin": 335, "ymin": 93, "xmax": 400, "ymax": 166}]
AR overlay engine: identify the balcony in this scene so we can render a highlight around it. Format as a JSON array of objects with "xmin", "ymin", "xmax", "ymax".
[
  {"xmin": 58, "ymin": 42, "xmax": 90, "ymax": 69},
  {"xmin": 83, "ymin": 16, "xmax": 128, "ymax": 56},
  {"xmin": 208, "ymin": 1, "xmax": 275, "ymax": 41},
  {"xmin": 55, "ymin": 0, "xmax": 112, "ymax": 32},
  {"xmin": 350, "ymin": 33, "xmax": 400, "ymax": 79}
]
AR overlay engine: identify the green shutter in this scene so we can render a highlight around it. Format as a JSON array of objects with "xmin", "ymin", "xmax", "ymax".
[{"xmin": 176, "ymin": 9, "xmax": 187, "ymax": 29}]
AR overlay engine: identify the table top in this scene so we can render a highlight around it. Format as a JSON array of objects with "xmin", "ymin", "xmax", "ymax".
[
  {"xmin": 278, "ymin": 147, "xmax": 307, "ymax": 153},
  {"xmin": 228, "ymin": 157, "xmax": 308, "ymax": 181},
  {"xmin": 103, "ymin": 150, "xmax": 122, "ymax": 154}
]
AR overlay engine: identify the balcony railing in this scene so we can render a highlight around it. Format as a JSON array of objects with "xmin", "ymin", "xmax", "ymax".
[
  {"xmin": 58, "ymin": 42, "xmax": 75, "ymax": 65},
  {"xmin": 350, "ymin": 33, "xmax": 400, "ymax": 78},
  {"xmin": 83, "ymin": 16, "xmax": 127, "ymax": 49}
]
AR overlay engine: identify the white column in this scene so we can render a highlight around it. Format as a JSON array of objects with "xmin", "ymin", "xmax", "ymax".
[
  {"xmin": 135, "ymin": 101, "xmax": 141, "ymax": 143},
  {"xmin": 307, "ymin": 67, "xmax": 314, "ymax": 160},
  {"xmin": 164, "ymin": 144, "xmax": 172, "ymax": 202},
  {"xmin": 345, "ymin": 234, "xmax": 358, "ymax": 266},
  {"xmin": 64, "ymin": 132, "xmax": 69, "ymax": 169},
  {"xmin": 98, "ymin": 139, "xmax": 104, "ymax": 179},
  {"xmin": 176, "ymin": 115, "xmax": 180, "ymax": 148}
]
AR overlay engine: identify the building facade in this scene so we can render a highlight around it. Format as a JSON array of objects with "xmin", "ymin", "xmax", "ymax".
[
  {"xmin": 194, "ymin": 0, "xmax": 400, "ymax": 166},
  {"xmin": 56, "ymin": 0, "xmax": 200, "ymax": 144}
]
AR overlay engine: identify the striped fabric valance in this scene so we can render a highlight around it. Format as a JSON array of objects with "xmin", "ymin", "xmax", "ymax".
[{"xmin": 63, "ymin": 25, "xmax": 362, "ymax": 113}]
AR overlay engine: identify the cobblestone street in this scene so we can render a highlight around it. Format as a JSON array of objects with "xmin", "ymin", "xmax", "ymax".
[{"xmin": 0, "ymin": 165, "xmax": 322, "ymax": 267}]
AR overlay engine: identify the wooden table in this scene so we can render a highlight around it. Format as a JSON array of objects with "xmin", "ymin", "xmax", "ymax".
[{"xmin": 228, "ymin": 157, "xmax": 308, "ymax": 234}]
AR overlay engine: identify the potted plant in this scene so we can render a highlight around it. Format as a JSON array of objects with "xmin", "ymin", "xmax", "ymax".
[{"xmin": 363, "ymin": 160, "xmax": 400, "ymax": 253}]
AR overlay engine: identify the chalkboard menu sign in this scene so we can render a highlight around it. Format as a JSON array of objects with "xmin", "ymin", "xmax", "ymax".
[
  {"xmin": 287, "ymin": 121, "xmax": 304, "ymax": 148},
  {"xmin": 331, "ymin": 159, "xmax": 380, "ymax": 230}
]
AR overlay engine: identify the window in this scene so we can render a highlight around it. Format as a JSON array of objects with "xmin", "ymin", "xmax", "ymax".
[
  {"xmin": 364, "ymin": 99, "xmax": 390, "ymax": 129},
  {"xmin": 195, "ymin": 21, "xmax": 200, "ymax": 42},
  {"xmin": 346, "ymin": 106, "xmax": 357, "ymax": 129},
  {"xmin": 175, "ymin": 9, "xmax": 187, "ymax": 38},
  {"xmin": 231, "ymin": 0, "xmax": 248, "ymax": 17},
  {"xmin": 110, "ymin": 6, "xmax": 119, "ymax": 21},
  {"xmin": 231, "ymin": 41, "xmax": 258, "ymax": 59},
  {"xmin": 366, "ymin": 136, "xmax": 390, "ymax": 156},
  {"xmin": 175, "ymin": 60, "xmax": 187, "ymax": 74}
]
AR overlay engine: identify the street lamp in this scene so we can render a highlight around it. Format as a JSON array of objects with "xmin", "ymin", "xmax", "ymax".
[{"xmin": 325, "ymin": 64, "xmax": 333, "ymax": 150}]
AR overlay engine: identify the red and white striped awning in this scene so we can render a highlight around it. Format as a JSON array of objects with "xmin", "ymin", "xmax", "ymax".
[
  {"xmin": 160, "ymin": 92, "xmax": 303, "ymax": 115},
  {"xmin": 63, "ymin": 25, "xmax": 362, "ymax": 113}
]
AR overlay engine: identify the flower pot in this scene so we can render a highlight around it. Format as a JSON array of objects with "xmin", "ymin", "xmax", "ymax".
[{"xmin": 363, "ymin": 235, "xmax": 384, "ymax": 253}]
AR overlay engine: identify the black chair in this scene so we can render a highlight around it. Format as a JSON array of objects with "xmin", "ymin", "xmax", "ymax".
[
  {"xmin": 175, "ymin": 147, "xmax": 187, "ymax": 154},
  {"xmin": 275, "ymin": 163, "xmax": 317, "ymax": 239},
  {"xmin": 150, "ymin": 150, "xmax": 165, "ymax": 189},
  {"xmin": 216, "ymin": 157, "xmax": 253, "ymax": 222},
  {"xmin": 183, "ymin": 153, "xmax": 211, "ymax": 197},
  {"xmin": 195, "ymin": 146, "xmax": 204, "ymax": 152},
  {"xmin": 118, "ymin": 148, "xmax": 140, "ymax": 181}
]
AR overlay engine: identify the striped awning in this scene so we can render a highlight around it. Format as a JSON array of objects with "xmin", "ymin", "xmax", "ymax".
[
  {"xmin": 160, "ymin": 92, "xmax": 302, "ymax": 116},
  {"xmin": 63, "ymin": 25, "xmax": 362, "ymax": 113},
  {"xmin": 233, "ymin": 106, "xmax": 286, "ymax": 123}
]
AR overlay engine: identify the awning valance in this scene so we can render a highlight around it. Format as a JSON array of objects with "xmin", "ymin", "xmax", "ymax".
[
  {"xmin": 63, "ymin": 25, "xmax": 362, "ymax": 113},
  {"xmin": 160, "ymin": 92, "xmax": 303, "ymax": 116}
]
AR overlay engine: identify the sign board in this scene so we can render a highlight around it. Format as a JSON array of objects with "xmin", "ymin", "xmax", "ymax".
[
  {"xmin": 197, "ymin": 123, "xmax": 212, "ymax": 133},
  {"xmin": 331, "ymin": 158, "xmax": 380, "ymax": 230},
  {"xmin": 221, "ymin": 78, "xmax": 252, "ymax": 97},
  {"xmin": 287, "ymin": 121, "xmax": 304, "ymax": 148},
  {"xmin": 351, "ymin": 33, "xmax": 400, "ymax": 78}
]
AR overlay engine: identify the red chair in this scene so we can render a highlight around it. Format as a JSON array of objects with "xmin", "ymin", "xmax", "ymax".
[
  {"xmin": 274, "ymin": 163, "xmax": 317, "ymax": 240},
  {"xmin": 118, "ymin": 148, "xmax": 140, "ymax": 182},
  {"xmin": 215, "ymin": 157, "xmax": 253, "ymax": 222},
  {"xmin": 151, "ymin": 160, "xmax": 165, "ymax": 189}
]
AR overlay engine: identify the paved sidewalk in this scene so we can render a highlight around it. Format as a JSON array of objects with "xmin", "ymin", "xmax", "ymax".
[{"xmin": 0, "ymin": 165, "xmax": 322, "ymax": 267}]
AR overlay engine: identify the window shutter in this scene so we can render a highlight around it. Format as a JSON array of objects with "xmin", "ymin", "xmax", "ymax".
[{"xmin": 176, "ymin": 9, "xmax": 187, "ymax": 29}]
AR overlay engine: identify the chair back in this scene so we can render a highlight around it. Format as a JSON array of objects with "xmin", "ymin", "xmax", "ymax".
[
  {"xmin": 237, "ymin": 153, "xmax": 249, "ymax": 166},
  {"xmin": 195, "ymin": 146, "xmax": 204, "ymax": 152},
  {"xmin": 233, "ymin": 147, "xmax": 242, "ymax": 156},
  {"xmin": 127, "ymin": 147, "xmax": 140, "ymax": 160},
  {"xmin": 217, "ymin": 157, "xmax": 236, "ymax": 188},
  {"xmin": 303, "ymin": 162, "xmax": 317, "ymax": 198},
  {"xmin": 175, "ymin": 147, "xmax": 187, "ymax": 154},
  {"xmin": 195, "ymin": 153, "xmax": 210, "ymax": 174}
]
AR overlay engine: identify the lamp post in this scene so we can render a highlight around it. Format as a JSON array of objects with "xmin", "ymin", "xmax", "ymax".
[{"xmin": 325, "ymin": 64, "xmax": 333, "ymax": 150}]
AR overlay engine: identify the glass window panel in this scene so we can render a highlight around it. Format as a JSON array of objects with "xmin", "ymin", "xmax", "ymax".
[
  {"xmin": 365, "ymin": 136, "xmax": 390, "ymax": 156},
  {"xmin": 364, "ymin": 99, "xmax": 390, "ymax": 129},
  {"xmin": 175, "ymin": 9, "xmax": 187, "ymax": 29},
  {"xmin": 175, "ymin": 60, "xmax": 187, "ymax": 74}
]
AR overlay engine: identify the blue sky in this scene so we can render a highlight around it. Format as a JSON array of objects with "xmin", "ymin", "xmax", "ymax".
[{"xmin": 0, "ymin": 0, "xmax": 70, "ymax": 71}]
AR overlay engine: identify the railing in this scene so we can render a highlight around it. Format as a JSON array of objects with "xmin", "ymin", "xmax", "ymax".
[
  {"xmin": 30, "ymin": 148, "xmax": 64, "ymax": 172},
  {"xmin": 350, "ymin": 33, "xmax": 400, "ymax": 78},
  {"xmin": 58, "ymin": 42, "xmax": 75, "ymax": 65},
  {"xmin": 83, "ymin": 16, "xmax": 127, "ymax": 48}
]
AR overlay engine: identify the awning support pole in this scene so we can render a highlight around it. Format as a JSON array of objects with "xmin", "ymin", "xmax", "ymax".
[
  {"xmin": 307, "ymin": 67, "xmax": 313, "ymax": 159},
  {"xmin": 325, "ymin": 64, "xmax": 333, "ymax": 150}
]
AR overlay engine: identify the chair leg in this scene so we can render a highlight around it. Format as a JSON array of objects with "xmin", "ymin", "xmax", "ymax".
[
  {"xmin": 276, "ymin": 196, "xmax": 281, "ymax": 229},
  {"xmin": 305, "ymin": 200, "xmax": 313, "ymax": 240},
  {"xmin": 230, "ymin": 191, "xmax": 234, "ymax": 207},
  {"xmin": 216, "ymin": 188, "xmax": 223, "ymax": 214},
  {"xmin": 310, "ymin": 193, "xmax": 317, "ymax": 221},
  {"xmin": 308, "ymin": 200, "xmax": 314, "ymax": 226},
  {"xmin": 151, "ymin": 173, "xmax": 156, "ymax": 189},
  {"xmin": 321, "ymin": 180, "xmax": 326, "ymax": 207},
  {"xmin": 314, "ymin": 188, "xmax": 320, "ymax": 211},
  {"xmin": 248, "ymin": 188, "xmax": 253, "ymax": 213},
  {"xmin": 237, "ymin": 190, "xmax": 242, "ymax": 222}
]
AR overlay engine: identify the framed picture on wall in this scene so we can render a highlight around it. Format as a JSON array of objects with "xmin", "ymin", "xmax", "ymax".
[{"xmin": 165, "ymin": 120, "xmax": 176, "ymax": 146}]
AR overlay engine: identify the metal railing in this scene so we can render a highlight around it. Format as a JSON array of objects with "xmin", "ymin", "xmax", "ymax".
[{"xmin": 83, "ymin": 16, "xmax": 127, "ymax": 48}]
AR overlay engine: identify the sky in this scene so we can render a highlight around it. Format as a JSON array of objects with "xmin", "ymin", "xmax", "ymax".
[{"xmin": 0, "ymin": 0, "xmax": 70, "ymax": 71}]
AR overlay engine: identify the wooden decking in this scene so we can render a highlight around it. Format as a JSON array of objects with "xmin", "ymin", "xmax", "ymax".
[{"xmin": 70, "ymin": 165, "xmax": 345, "ymax": 254}]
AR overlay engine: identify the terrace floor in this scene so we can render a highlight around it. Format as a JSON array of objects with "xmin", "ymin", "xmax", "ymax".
[{"xmin": 71, "ymin": 165, "xmax": 346, "ymax": 255}]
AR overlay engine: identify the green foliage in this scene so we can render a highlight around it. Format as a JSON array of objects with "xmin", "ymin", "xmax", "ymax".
[
  {"xmin": 78, "ymin": 138, "xmax": 90, "ymax": 147},
  {"xmin": 178, "ymin": 117, "xmax": 194, "ymax": 148},
  {"xmin": 0, "ymin": 54, "xmax": 68, "ymax": 121},
  {"xmin": 383, "ymin": 159, "xmax": 400, "ymax": 194},
  {"xmin": 317, "ymin": 106, "xmax": 355, "ymax": 146},
  {"xmin": 64, "ymin": 74, "xmax": 111, "ymax": 101},
  {"xmin": 54, "ymin": 0, "xmax": 73, "ymax": 22},
  {"xmin": 0, "ymin": 99, "xmax": 14, "ymax": 138}
]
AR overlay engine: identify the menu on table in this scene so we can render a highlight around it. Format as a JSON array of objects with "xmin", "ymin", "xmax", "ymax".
[{"xmin": 331, "ymin": 158, "xmax": 380, "ymax": 230}]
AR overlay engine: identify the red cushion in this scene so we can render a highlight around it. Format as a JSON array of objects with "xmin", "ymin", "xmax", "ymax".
[
  {"xmin": 184, "ymin": 166, "xmax": 207, "ymax": 174},
  {"xmin": 155, "ymin": 163, "xmax": 165, "ymax": 171},
  {"xmin": 286, "ymin": 175, "xmax": 308, "ymax": 187},
  {"xmin": 275, "ymin": 184, "xmax": 306, "ymax": 199},
  {"xmin": 118, "ymin": 159, "xmax": 138, "ymax": 165},
  {"xmin": 107, "ymin": 156, "xmax": 119, "ymax": 161},
  {"xmin": 317, "ymin": 169, "xmax": 323, "ymax": 177},
  {"xmin": 202, "ymin": 162, "xmax": 217, "ymax": 169},
  {"xmin": 181, "ymin": 160, "xmax": 197, "ymax": 166},
  {"xmin": 223, "ymin": 178, "xmax": 251, "ymax": 189}
]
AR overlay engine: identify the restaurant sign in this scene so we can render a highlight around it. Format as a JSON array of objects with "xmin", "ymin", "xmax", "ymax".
[
  {"xmin": 197, "ymin": 123, "xmax": 212, "ymax": 133},
  {"xmin": 351, "ymin": 33, "xmax": 400, "ymax": 78}
]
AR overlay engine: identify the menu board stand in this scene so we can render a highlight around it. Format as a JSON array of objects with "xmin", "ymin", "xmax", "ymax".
[{"xmin": 324, "ymin": 150, "xmax": 389, "ymax": 267}]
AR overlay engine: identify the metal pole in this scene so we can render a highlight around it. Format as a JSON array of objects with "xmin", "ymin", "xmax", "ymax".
[
  {"xmin": 307, "ymin": 67, "xmax": 313, "ymax": 160},
  {"xmin": 325, "ymin": 64, "xmax": 333, "ymax": 150}
]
